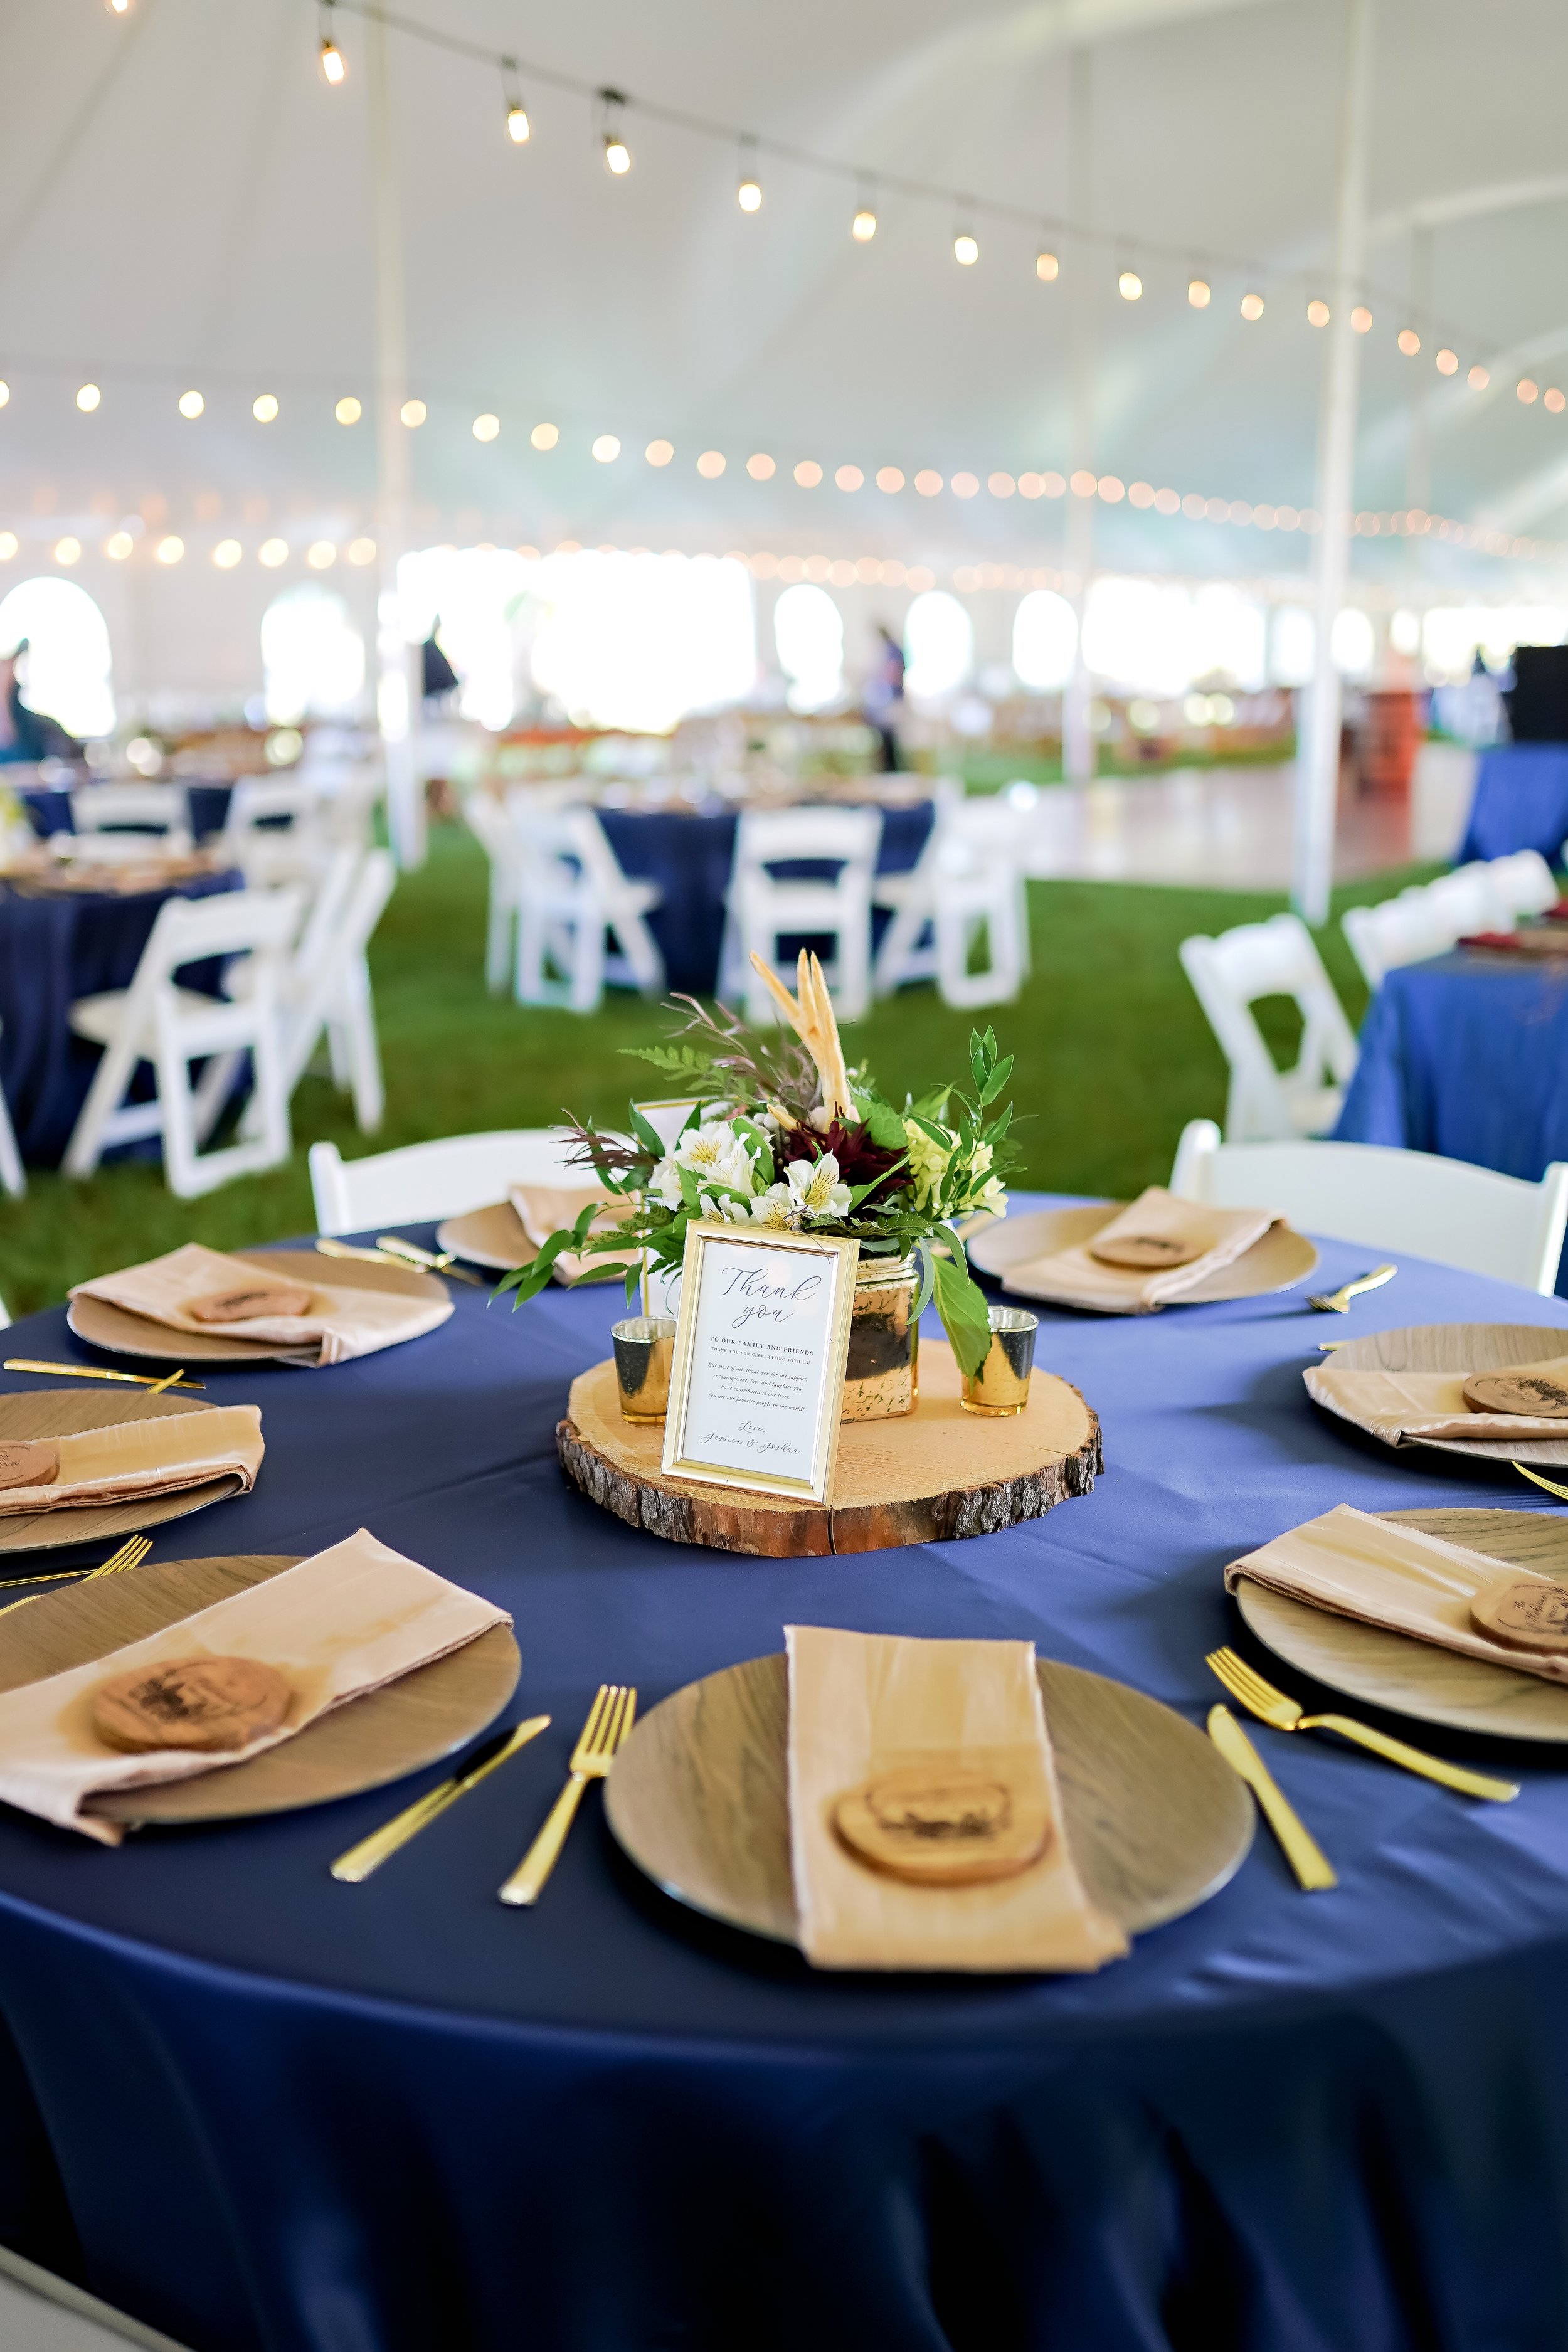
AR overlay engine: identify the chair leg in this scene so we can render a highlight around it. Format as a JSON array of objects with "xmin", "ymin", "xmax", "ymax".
[
  {"xmin": 835, "ymin": 914, "xmax": 871, "ymax": 1022},
  {"xmin": 485, "ymin": 877, "xmax": 512, "ymax": 994},
  {"xmin": 152, "ymin": 1026, "xmax": 201, "ymax": 1200},
  {"xmin": 62, "ymin": 1025, "xmax": 146, "ymax": 1179},
  {"xmin": 568, "ymin": 910, "xmax": 605, "ymax": 1014},
  {"xmin": 0, "ymin": 1078, "xmax": 24, "ymax": 1199},
  {"xmin": 335, "ymin": 958, "xmax": 385, "ymax": 1131}
]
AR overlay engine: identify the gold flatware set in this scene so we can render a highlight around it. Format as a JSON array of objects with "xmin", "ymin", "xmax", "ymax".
[
  {"xmin": 1207, "ymin": 1703, "xmax": 1338, "ymax": 1889},
  {"xmin": 1306, "ymin": 1263, "xmax": 1397, "ymax": 1314},
  {"xmin": 0, "ymin": 1531, "xmax": 153, "ymax": 1618},
  {"xmin": 331, "ymin": 1714, "xmax": 552, "ymax": 1882},
  {"xmin": 501, "ymin": 1683, "xmax": 637, "ymax": 1906},
  {"xmin": 315, "ymin": 1235, "xmax": 483, "ymax": 1287},
  {"xmin": 4, "ymin": 1357, "xmax": 204, "ymax": 1393}
]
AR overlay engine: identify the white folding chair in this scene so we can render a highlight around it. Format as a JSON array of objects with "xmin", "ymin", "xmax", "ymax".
[
  {"xmin": 64, "ymin": 887, "xmax": 303, "ymax": 1198},
  {"xmin": 70, "ymin": 784, "xmax": 191, "ymax": 851},
  {"xmin": 0, "ymin": 2242, "xmax": 195, "ymax": 2351},
  {"xmin": 1170, "ymin": 1117, "xmax": 1568, "ymax": 1294},
  {"xmin": 1414, "ymin": 862, "xmax": 1515, "ymax": 938},
  {"xmin": 1179, "ymin": 913, "xmax": 1358, "ymax": 1143},
  {"xmin": 720, "ymin": 807, "xmax": 882, "ymax": 1024},
  {"xmin": 512, "ymin": 804, "xmax": 664, "ymax": 1013},
  {"xmin": 1483, "ymin": 849, "xmax": 1559, "ymax": 919},
  {"xmin": 464, "ymin": 793, "xmax": 522, "ymax": 995},
  {"xmin": 309, "ymin": 1129, "xmax": 581, "ymax": 1233},
  {"xmin": 1342, "ymin": 890, "xmax": 1467, "ymax": 990},
  {"xmin": 280, "ymin": 849, "xmax": 395, "ymax": 1132},
  {"xmin": 874, "ymin": 800, "xmax": 1030, "ymax": 1008},
  {"xmin": 219, "ymin": 780, "xmax": 326, "ymax": 887}
]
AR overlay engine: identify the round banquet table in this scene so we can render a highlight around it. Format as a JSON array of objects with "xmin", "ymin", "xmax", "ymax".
[
  {"xmin": 17, "ymin": 782, "xmax": 236, "ymax": 845},
  {"xmin": 1456, "ymin": 740, "xmax": 1568, "ymax": 864},
  {"xmin": 598, "ymin": 800, "xmax": 935, "ymax": 996},
  {"xmin": 3, "ymin": 1210, "xmax": 1568, "ymax": 2352},
  {"xmin": 1332, "ymin": 948, "xmax": 1568, "ymax": 1295},
  {"xmin": 0, "ymin": 867, "xmax": 241, "ymax": 1165}
]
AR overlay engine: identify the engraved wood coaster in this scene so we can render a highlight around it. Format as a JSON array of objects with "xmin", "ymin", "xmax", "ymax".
[
  {"xmin": 0, "ymin": 1441, "xmax": 60, "ymax": 1491},
  {"xmin": 1088, "ymin": 1232, "xmax": 1200, "ymax": 1270},
  {"xmin": 1469, "ymin": 1574, "xmax": 1568, "ymax": 1651},
  {"xmin": 833, "ymin": 1762, "xmax": 1052, "ymax": 1885},
  {"xmin": 0, "ymin": 1389, "xmax": 236, "ymax": 1557},
  {"xmin": 1463, "ymin": 1364, "xmax": 1568, "ymax": 1418},
  {"xmin": 605, "ymin": 1652, "xmax": 1255, "ymax": 1946},
  {"xmin": 1315, "ymin": 1324, "xmax": 1568, "ymax": 1466},
  {"xmin": 186, "ymin": 1282, "xmax": 314, "ymax": 1324},
  {"xmin": 66, "ymin": 1249, "xmax": 445, "ymax": 1366},
  {"xmin": 92, "ymin": 1655, "xmax": 293, "ymax": 1752},
  {"xmin": 556, "ymin": 1339, "xmax": 1101, "ymax": 1557},
  {"xmin": 0, "ymin": 1554, "xmax": 521, "ymax": 1823},
  {"xmin": 1236, "ymin": 1507, "xmax": 1568, "ymax": 1741}
]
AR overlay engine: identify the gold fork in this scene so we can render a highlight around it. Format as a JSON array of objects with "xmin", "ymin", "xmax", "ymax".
[
  {"xmin": 0, "ymin": 1531, "xmax": 152, "ymax": 1617},
  {"xmin": 1207, "ymin": 1647, "xmax": 1518, "ymax": 1800},
  {"xmin": 499, "ymin": 1683, "xmax": 637, "ymax": 1907},
  {"xmin": 1306, "ymin": 1263, "xmax": 1397, "ymax": 1313}
]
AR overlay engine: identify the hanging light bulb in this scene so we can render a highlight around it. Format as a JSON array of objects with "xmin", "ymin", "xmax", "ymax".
[
  {"xmin": 852, "ymin": 179, "xmax": 877, "ymax": 241},
  {"xmin": 737, "ymin": 136, "xmax": 762, "ymax": 213},
  {"xmin": 105, "ymin": 0, "xmax": 132, "ymax": 14},
  {"xmin": 1036, "ymin": 250, "xmax": 1059, "ymax": 282},
  {"xmin": 319, "ymin": 3, "xmax": 346, "ymax": 85},
  {"xmin": 1118, "ymin": 269, "xmax": 1143, "ymax": 301},
  {"xmin": 502, "ymin": 58, "xmax": 529, "ymax": 144},
  {"xmin": 599, "ymin": 88, "xmax": 631, "ymax": 175},
  {"xmin": 1187, "ymin": 277, "xmax": 1211, "ymax": 307},
  {"xmin": 953, "ymin": 211, "xmax": 979, "ymax": 266}
]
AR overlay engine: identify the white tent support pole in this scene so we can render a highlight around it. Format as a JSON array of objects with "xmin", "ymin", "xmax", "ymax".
[
  {"xmin": 1293, "ymin": 0, "xmax": 1375, "ymax": 926},
  {"xmin": 367, "ymin": 9, "xmax": 423, "ymax": 869},
  {"xmin": 1406, "ymin": 222, "xmax": 1432, "ymax": 516},
  {"xmin": 1062, "ymin": 43, "xmax": 1096, "ymax": 787}
]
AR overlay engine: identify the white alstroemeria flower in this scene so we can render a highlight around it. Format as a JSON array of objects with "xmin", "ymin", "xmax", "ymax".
[
  {"xmin": 674, "ymin": 1120, "xmax": 756, "ymax": 1199},
  {"xmin": 786, "ymin": 1152, "xmax": 852, "ymax": 1220},
  {"xmin": 718, "ymin": 1195, "xmax": 751, "ymax": 1224},
  {"xmin": 650, "ymin": 1155, "xmax": 683, "ymax": 1207},
  {"xmin": 975, "ymin": 1174, "xmax": 1007, "ymax": 1212},
  {"xmin": 750, "ymin": 1185, "xmax": 795, "ymax": 1229}
]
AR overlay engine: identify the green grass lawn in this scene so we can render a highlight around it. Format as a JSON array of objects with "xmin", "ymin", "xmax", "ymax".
[{"xmin": 0, "ymin": 827, "xmax": 1433, "ymax": 1320}]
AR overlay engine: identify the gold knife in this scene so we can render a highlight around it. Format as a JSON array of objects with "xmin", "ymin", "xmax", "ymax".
[
  {"xmin": 374, "ymin": 1234, "xmax": 484, "ymax": 1286},
  {"xmin": 315, "ymin": 1237, "xmax": 399, "ymax": 1268},
  {"xmin": 330, "ymin": 1715, "xmax": 551, "ymax": 1882},
  {"xmin": 1208, "ymin": 1704, "xmax": 1337, "ymax": 1890},
  {"xmin": 4, "ymin": 1358, "xmax": 205, "ymax": 1393}
]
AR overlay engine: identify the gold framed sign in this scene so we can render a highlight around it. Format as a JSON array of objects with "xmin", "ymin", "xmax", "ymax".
[{"xmin": 661, "ymin": 1221, "xmax": 860, "ymax": 1503}]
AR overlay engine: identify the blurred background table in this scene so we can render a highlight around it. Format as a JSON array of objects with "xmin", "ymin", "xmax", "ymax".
[
  {"xmin": 2, "ymin": 1214, "xmax": 1568, "ymax": 2350},
  {"xmin": 1457, "ymin": 741, "xmax": 1568, "ymax": 864},
  {"xmin": 1333, "ymin": 948, "xmax": 1568, "ymax": 1293},
  {"xmin": 15, "ymin": 780, "xmax": 236, "ymax": 847},
  {"xmin": 599, "ymin": 799, "xmax": 935, "ymax": 995},
  {"xmin": 0, "ymin": 865, "xmax": 240, "ymax": 1163}
]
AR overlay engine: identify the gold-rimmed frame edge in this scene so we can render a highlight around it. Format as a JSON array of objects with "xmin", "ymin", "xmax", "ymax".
[{"xmin": 660, "ymin": 1220, "xmax": 860, "ymax": 1505}]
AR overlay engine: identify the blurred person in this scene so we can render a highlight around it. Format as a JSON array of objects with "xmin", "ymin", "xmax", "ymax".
[
  {"xmin": 421, "ymin": 620, "xmax": 460, "ymax": 708},
  {"xmin": 0, "ymin": 642, "xmax": 51, "ymax": 764},
  {"xmin": 862, "ymin": 623, "xmax": 906, "ymax": 771}
]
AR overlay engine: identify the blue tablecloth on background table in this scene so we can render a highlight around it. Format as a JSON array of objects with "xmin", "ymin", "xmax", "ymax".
[
  {"xmin": 1333, "ymin": 950, "xmax": 1568, "ymax": 1293},
  {"xmin": 17, "ymin": 784, "xmax": 235, "ymax": 844},
  {"xmin": 4, "ymin": 1207, "xmax": 1568, "ymax": 2349},
  {"xmin": 1456, "ymin": 741, "xmax": 1568, "ymax": 863},
  {"xmin": 598, "ymin": 801, "xmax": 935, "ymax": 995},
  {"xmin": 0, "ymin": 870, "xmax": 239, "ymax": 1164}
]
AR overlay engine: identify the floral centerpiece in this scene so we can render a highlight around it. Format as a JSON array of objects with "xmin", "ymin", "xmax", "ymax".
[{"xmin": 500, "ymin": 950, "xmax": 1017, "ymax": 1384}]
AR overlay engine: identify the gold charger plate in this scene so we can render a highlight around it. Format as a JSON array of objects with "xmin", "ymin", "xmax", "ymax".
[
  {"xmin": 0, "ymin": 1552, "xmax": 521, "ymax": 1824},
  {"xmin": 0, "ymin": 1389, "xmax": 243, "ymax": 1557},
  {"xmin": 1236, "ymin": 1508, "xmax": 1568, "ymax": 1744},
  {"xmin": 66, "ymin": 1248, "xmax": 446, "ymax": 1367},
  {"xmin": 605, "ymin": 1651, "xmax": 1254, "ymax": 1951},
  {"xmin": 1311, "ymin": 1322, "xmax": 1568, "ymax": 1466},
  {"xmin": 967, "ymin": 1204, "xmax": 1319, "ymax": 1310},
  {"xmin": 437, "ymin": 1200, "xmax": 532, "ymax": 1274}
]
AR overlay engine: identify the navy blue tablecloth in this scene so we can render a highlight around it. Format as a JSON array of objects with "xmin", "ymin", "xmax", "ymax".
[
  {"xmin": 599, "ymin": 802, "xmax": 935, "ymax": 995},
  {"xmin": 1456, "ymin": 741, "xmax": 1568, "ymax": 862},
  {"xmin": 1332, "ymin": 951, "xmax": 1568, "ymax": 1293},
  {"xmin": 18, "ymin": 785, "xmax": 235, "ymax": 844},
  {"xmin": 0, "ymin": 871, "xmax": 240, "ymax": 1164},
  {"xmin": 4, "ymin": 1211, "xmax": 1568, "ymax": 2349}
]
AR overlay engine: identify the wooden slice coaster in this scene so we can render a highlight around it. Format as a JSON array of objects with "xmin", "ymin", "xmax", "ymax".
[
  {"xmin": 0, "ymin": 1389, "xmax": 238, "ymax": 1557},
  {"xmin": 1088, "ymin": 1232, "xmax": 1201, "ymax": 1270},
  {"xmin": 1463, "ymin": 1364, "xmax": 1568, "ymax": 1418},
  {"xmin": 92, "ymin": 1655, "xmax": 293, "ymax": 1752},
  {"xmin": 0, "ymin": 1553, "xmax": 521, "ymax": 1824},
  {"xmin": 1470, "ymin": 1574, "xmax": 1568, "ymax": 1651},
  {"xmin": 833, "ymin": 1761, "xmax": 1052, "ymax": 1885},
  {"xmin": 557, "ymin": 1339, "xmax": 1101, "ymax": 1557}
]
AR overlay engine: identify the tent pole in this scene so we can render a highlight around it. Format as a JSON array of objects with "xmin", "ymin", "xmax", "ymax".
[
  {"xmin": 1293, "ymin": 0, "xmax": 1375, "ymax": 924},
  {"xmin": 366, "ymin": 9, "xmax": 423, "ymax": 869},
  {"xmin": 1062, "ymin": 43, "xmax": 1096, "ymax": 787}
]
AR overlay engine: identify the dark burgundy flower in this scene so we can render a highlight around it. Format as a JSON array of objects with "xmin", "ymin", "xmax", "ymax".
[{"xmin": 776, "ymin": 1118, "xmax": 908, "ymax": 1195}]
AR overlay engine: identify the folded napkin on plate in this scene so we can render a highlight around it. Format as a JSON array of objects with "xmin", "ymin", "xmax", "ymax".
[
  {"xmin": 0, "ymin": 1406, "xmax": 262, "ymax": 1515},
  {"xmin": 1005, "ymin": 1186, "xmax": 1278, "ymax": 1313},
  {"xmin": 0, "ymin": 1528, "xmax": 511, "ymax": 1844},
  {"xmin": 72, "ymin": 1242, "xmax": 452, "ymax": 1367},
  {"xmin": 1304, "ymin": 1362, "xmax": 1568, "ymax": 1446},
  {"xmin": 1225, "ymin": 1502, "xmax": 1568, "ymax": 1685},
  {"xmin": 509, "ymin": 1185, "xmax": 638, "ymax": 1285},
  {"xmin": 785, "ymin": 1624, "xmax": 1128, "ymax": 1973}
]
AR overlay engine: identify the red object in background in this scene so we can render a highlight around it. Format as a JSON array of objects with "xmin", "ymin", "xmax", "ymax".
[{"xmin": 1357, "ymin": 689, "xmax": 1421, "ymax": 795}]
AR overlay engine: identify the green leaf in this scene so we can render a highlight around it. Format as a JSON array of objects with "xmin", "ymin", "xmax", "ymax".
[
  {"xmin": 620, "ymin": 1043, "xmax": 714, "ymax": 1079},
  {"xmin": 855, "ymin": 1095, "xmax": 909, "ymax": 1150},
  {"xmin": 978, "ymin": 1051, "xmax": 1014, "ymax": 1107},
  {"xmin": 628, "ymin": 1103, "xmax": 668, "ymax": 1158},
  {"xmin": 931, "ymin": 1244, "xmax": 993, "ymax": 1379},
  {"xmin": 909, "ymin": 1113, "xmax": 953, "ymax": 1148},
  {"xmin": 625, "ymin": 1260, "xmax": 644, "ymax": 1306}
]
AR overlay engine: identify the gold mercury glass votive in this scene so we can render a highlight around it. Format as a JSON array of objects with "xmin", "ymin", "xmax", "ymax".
[
  {"xmin": 960, "ymin": 1306, "xmax": 1039, "ymax": 1416},
  {"xmin": 612, "ymin": 1316, "xmax": 677, "ymax": 1422}
]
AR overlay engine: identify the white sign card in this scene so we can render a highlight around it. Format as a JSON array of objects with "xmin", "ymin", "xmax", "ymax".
[{"xmin": 661, "ymin": 1221, "xmax": 860, "ymax": 1503}]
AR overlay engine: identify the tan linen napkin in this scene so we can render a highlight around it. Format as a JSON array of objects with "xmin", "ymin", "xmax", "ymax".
[
  {"xmin": 1304, "ymin": 1363, "xmax": 1568, "ymax": 1446},
  {"xmin": 0, "ymin": 1528, "xmax": 512, "ymax": 1845},
  {"xmin": 1225, "ymin": 1502, "xmax": 1568, "ymax": 1686},
  {"xmin": 785, "ymin": 1624, "xmax": 1128, "ymax": 1973},
  {"xmin": 0, "ymin": 1407, "xmax": 263, "ymax": 1517},
  {"xmin": 509, "ymin": 1185, "xmax": 638, "ymax": 1285},
  {"xmin": 71, "ymin": 1242, "xmax": 452, "ymax": 1367},
  {"xmin": 1005, "ymin": 1187, "xmax": 1278, "ymax": 1313}
]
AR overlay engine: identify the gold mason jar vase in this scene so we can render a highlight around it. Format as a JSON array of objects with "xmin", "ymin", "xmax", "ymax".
[{"xmin": 841, "ymin": 1253, "xmax": 920, "ymax": 1421}]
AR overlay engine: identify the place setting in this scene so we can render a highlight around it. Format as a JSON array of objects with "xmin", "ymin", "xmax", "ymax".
[
  {"xmin": 0, "ymin": 1379, "xmax": 263, "ymax": 1560},
  {"xmin": 1303, "ymin": 1318, "xmax": 1568, "ymax": 1469},
  {"xmin": 63, "ymin": 1239, "xmax": 453, "ymax": 1368},
  {"xmin": 967, "ymin": 1185, "xmax": 1320, "ymax": 1312}
]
